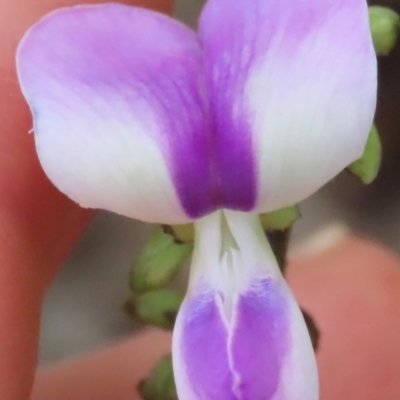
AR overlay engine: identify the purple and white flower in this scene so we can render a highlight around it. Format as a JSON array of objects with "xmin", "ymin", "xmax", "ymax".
[{"xmin": 16, "ymin": 1, "xmax": 376, "ymax": 399}]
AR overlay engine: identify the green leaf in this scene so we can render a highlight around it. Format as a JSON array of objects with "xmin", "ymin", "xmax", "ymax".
[
  {"xmin": 369, "ymin": 6, "xmax": 400, "ymax": 56},
  {"xmin": 125, "ymin": 289, "xmax": 183, "ymax": 330},
  {"xmin": 138, "ymin": 354, "xmax": 178, "ymax": 400},
  {"xmin": 130, "ymin": 226, "xmax": 193, "ymax": 294},
  {"xmin": 348, "ymin": 124, "xmax": 382, "ymax": 185},
  {"xmin": 259, "ymin": 206, "xmax": 301, "ymax": 231}
]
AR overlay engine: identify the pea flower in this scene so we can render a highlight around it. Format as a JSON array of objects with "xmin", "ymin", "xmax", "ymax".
[{"xmin": 16, "ymin": 0, "xmax": 376, "ymax": 399}]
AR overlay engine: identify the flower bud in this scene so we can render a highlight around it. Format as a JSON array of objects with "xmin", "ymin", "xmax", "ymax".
[
  {"xmin": 369, "ymin": 6, "xmax": 400, "ymax": 55},
  {"xmin": 138, "ymin": 354, "xmax": 178, "ymax": 400},
  {"xmin": 125, "ymin": 290, "xmax": 183, "ymax": 330},
  {"xmin": 260, "ymin": 206, "xmax": 301, "ymax": 231},
  {"xmin": 168, "ymin": 223, "xmax": 195, "ymax": 243},
  {"xmin": 130, "ymin": 226, "xmax": 193, "ymax": 294},
  {"xmin": 348, "ymin": 124, "xmax": 381, "ymax": 184}
]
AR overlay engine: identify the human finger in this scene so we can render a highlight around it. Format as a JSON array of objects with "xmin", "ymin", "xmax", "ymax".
[
  {"xmin": 0, "ymin": 1, "xmax": 173, "ymax": 399},
  {"xmin": 288, "ymin": 230, "xmax": 400, "ymax": 400}
]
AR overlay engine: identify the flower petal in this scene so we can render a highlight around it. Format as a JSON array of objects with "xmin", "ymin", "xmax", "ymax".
[
  {"xmin": 17, "ymin": 4, "xmax": 214, "ymax": 223},
  {"xmin": 199, "ymin": 0, "xmax": 377, "ymax": 212},
  {"xmin": 173, "ymin": 211, "xmax": 318, "ymax": 399},
  {"xmin": 231, "ymin": 281, "xmax": 319, "ymax": 400},
  {"xmin": 173, "ymin": 289, "xmax": 234, "ymax": 399}
]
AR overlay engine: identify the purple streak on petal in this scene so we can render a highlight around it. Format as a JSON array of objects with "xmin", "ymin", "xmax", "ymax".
[
  {"xmin": 199, "ymin": 1, "xmax": 259, "ymax": 212},
  {"xmin": 178, "ymin": 279, "xmax": 290, "ymax": 399},
  {"xmin": 231, "ymin": 279, "xmax": 290, "ymax": 399},
  {"xmin": 180, "ymin": 287, "xmax": 237, "ymax": 400},
  {"xmin": 199, "ymin": 0, "xmax": 374, "ymax": 211},
  {"xmin": 18, "ymin": 4, "xmax": 218, "ymax": 219}
]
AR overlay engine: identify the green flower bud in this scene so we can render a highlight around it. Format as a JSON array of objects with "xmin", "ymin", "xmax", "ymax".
[
  {"xmin": 167, "ymin": 223, "xmax": 195, "ymax": 243},
  {"xmin": 259, "ymin": 206, "xmax": 301, "ymax": 232},
  {"xmin": 138, "ymin": 354, "xmax": 177, "ymax": 400},
  {"xmin": 369, "ymin": 6, "xmax": 400, "ymax": 56},
  {"xmin": 348, "ymin": 124, "xmax": 382, "ymax": 185},
  {"xmin": 130, "ymin": 226, "xmax": 193, "ymax": 294},
  {"xmin": 125, "ymin": 289, "xmax": 183, "ymax": 330}
]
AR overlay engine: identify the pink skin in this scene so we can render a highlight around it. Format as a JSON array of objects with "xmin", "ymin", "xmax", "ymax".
[{"xmin": 288, "ymin": 235, "xmax": 400, "ymax": 400}]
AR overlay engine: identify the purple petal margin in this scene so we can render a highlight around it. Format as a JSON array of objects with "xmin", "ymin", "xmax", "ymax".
[{"xmin": 177, "ymin": 279, "xmax": 289, "ymax": 399}]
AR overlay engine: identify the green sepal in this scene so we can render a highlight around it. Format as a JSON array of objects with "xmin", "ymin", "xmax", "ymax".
[
  {"xmin": 369, "ymin": 6, "xmax": 400, "ymax": 56},
  {"xmin": 347, "ymin": 124, "xmax": 382, "ymax": 185},
  {"xmin": 124, "ymin": 289, "xmax": 183, "ymax": 330},
  {"xmin": 259, "ymin": 206, "xmax": 301, "ymax": 232},
  {"xmin": 130, "ymin": 226, "xmax": 193, "ymax": 294},
  {"xmin": 138, "ymin": 354, "xmax": 178, "ymax": 400}
]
